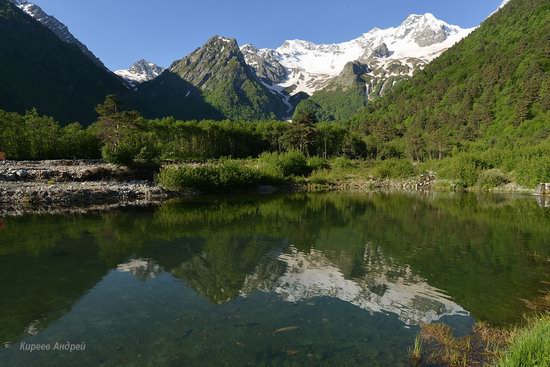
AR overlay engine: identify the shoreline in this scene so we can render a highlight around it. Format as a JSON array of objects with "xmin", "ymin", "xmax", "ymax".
[{"xmin": 1, "ymin": 160, "xmax": 548, "ymax": 216}]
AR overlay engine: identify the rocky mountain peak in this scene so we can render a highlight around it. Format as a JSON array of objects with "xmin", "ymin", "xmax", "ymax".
[
  {"xmin": 129, "ymin": 60, "xmax": 164, "ymax": 75},
  {"xmin": 395, "ymin": 13, "xmax": 454, "ymax": 46},
  {"xmin": 241, "ymin": 44, "xmax": 288, "ymax": 84},
  {"xmin": 370, "ymin": 43, "xmax": 392, "ymax": 58},
  {"xmin": 115, "ymin": 60, "xmax": 164, "ymax": 87},
  {"xmin": 169, "ymin": 35, "xmax": 251, "ymax": 91},
  {"xmin": 203, "ymin": 35, "xmax": 239, "ymax": 54}
]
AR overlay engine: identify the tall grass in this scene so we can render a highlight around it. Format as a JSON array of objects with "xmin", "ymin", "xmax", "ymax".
[{"xmin": 496, "ymin": 315, "xmax": 550, "ymax": 367}]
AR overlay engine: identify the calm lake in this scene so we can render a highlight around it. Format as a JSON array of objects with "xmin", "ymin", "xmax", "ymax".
[{"xmin": 0, "ymin": 192, "xmax": 549, "ymax": 366}]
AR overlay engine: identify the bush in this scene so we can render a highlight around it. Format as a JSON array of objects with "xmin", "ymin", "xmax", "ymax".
[
  {"xmin": 477, "ymin": 169, "xmax": 510, "ymax": 190},
  {"xmin": 515, "ymin": 157, "xmax": 550, "ymax": 187},
  {"xmin": 101, "ymin": 143, "xmax": 138, "ymax": 166},
  {"xmin": 157, "ymin": 160, "xmax": 270, "ymax": 193},
  {"xmin": 101, "ymin": 132, "xmax": 160, "ymax": 166},
  {"xmin": 307, "ymin": 156, "xmax": 329, "ymax": 171},
  {"xmin": 258, "ymin": 151, "xmax": 310, "ymax": 177},
  {"xmin": 372, "ymin": 159, "xmax": 416, "ymax": 179},
  {"xmin": 331, "ymin": 156, "xmax": 355, "ymax": 170},
  {"xmin": 439, "ymin": 155, "xmax": 482, "ymax": 187}
]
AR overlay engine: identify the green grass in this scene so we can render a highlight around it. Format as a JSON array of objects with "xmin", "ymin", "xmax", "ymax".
[
  {"xmin": 496, "ymin": 315, "xmax": 550, "ymax": 367},
  {"xmin": 410, "ymin": 333, "xmax": 423, "ymax": 361}
]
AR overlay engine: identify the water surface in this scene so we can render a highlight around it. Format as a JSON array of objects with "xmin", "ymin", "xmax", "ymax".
[{"xmin": 0, "ymin": 192, "xmax": 548, "ymax": 366}]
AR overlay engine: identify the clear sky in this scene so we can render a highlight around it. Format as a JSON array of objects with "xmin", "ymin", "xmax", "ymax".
[{"xmin": 30, "ymin": 0, "xmax": 504, "ymax": 71}]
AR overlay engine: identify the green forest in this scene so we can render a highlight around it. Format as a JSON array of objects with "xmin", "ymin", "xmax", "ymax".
[{"xmin": 0, "ymin": 0, "xmax": 549, "ymax": 192}]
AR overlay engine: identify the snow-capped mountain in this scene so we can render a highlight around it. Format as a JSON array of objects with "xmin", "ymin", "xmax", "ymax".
[
  {"xmin": 242, "ymin": 13, "xmax": 474, "ymax": 99},
  {"xmin": 115, "ymin": 60, "xmax": 164, "ymax": 86},
  {"xmin": 10, "ymin": 0, "xmax": 105, "ymax": 68}
]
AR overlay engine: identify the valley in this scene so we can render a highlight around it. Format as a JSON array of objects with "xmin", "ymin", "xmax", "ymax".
[{"xmin": 0, "ymin": 0, "xmax": 548, "ymax": 366}]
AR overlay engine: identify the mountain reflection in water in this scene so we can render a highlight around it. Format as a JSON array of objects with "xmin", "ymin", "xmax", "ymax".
[
  {"xmin": 0, "ymin": 192, "xmax": 548, "ymax": 366},
  {"xmin": 240, "ymin": 245, "xmax": 467, "ymax": 325}
]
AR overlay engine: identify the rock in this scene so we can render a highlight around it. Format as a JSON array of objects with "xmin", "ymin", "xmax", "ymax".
[
  {"xmin": 16, "ymin": 169, "xmax": 29, "ymax": 179},
  {"xmin": 4, "ymin": 174, "xmax": 16, "ymax": 182},
  {"xmin": 536, "ymin": 183, "xmax": 550, "ymax": 196},
  {"xmin": 257, "ymin": 185, "xmax": 278, "ymax": 194}
]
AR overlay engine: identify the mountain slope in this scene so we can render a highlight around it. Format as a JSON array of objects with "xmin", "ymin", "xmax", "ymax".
[
  {"xmin": 0, "ymin": 0, "xmax": 130, "ymax": 124},
  {"xmin": 137, "ymin": 36, "xmax": 289, "ymax": 120},
  {"xmin": 356, "ymin": 0, "xmax": 550, "ymax": 144},
  {"xmin": 10, "ymin": 0, "xmax": 105, "ymax": 68}
]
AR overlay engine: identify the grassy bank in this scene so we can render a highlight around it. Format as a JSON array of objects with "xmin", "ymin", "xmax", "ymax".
[
  {"xmin": 156, "ymin": 152, "xmax": 541, "ymax": 194},
  {"xmin": 411, "ymin": 289, "xmax": 550, "ymax": 367},
  {"xmin": 413, "ymin": 315, "xmax": 549, "ymax": 367},
  {"xmin": 497, "ymin": 315, "xmax": 550, "ymax": 367}
]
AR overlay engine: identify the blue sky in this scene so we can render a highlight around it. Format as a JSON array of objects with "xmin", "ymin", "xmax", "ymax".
[{"xmin": 30, "ymin": 0, "xmax": 504, "ymax": 71}]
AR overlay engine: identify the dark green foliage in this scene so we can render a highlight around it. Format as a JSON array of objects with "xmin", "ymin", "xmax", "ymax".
[
  {"xmin": 306, "ymin": 85, "xmax": 367, "ymax": 121},
  {"xmin": 95, "ymin": 96, "xmax": 159, "ymax": 165},
  {"xmin": 0, "ymin": 109, "xmax": 100, "ymax": 160},
  {"xmin": 0, "ymin": 0, "xmax": 129, "ymax": 124},
  {"xmin": 292, "ymin": 99, "xmax": 321, "ymax": 123},
  {"xmin": 157, "ymin": 160, "xmax": 273, "ymax": 193},
  {"xmin": 355, "ymin": 0, "xmax": 550, "ymax": 158},
  {"xmin": 135, "ymin": 73, "xmax": 223, "ymax": 121}
]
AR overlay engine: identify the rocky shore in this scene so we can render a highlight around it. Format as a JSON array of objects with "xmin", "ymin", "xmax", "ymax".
[
  {"xmin": 301, "ymin": 172, "xmax": 437, "ymax": 192},
  {"xmin": 1, "ymin": 160, "xmax": 548, "ymax": 215},
  {"xmin": 0, "ymin": 160, "xmax": 170, "ymax": 214}
]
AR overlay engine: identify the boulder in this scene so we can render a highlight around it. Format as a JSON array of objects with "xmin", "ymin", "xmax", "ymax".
[
  {"xmin": 16, "ymin": 169, "xmax": 29, "ymax": 179},
  {"xmin": 536, "ymin": 183, "xmax": 550, "ymax": 196}
]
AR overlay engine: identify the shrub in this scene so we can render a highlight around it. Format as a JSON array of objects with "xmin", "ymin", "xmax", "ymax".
[
  {"xmin": 157, "ymin": 160, "xmax": 269, "ymax": 193},
  {"xmin": 439, "ymin": 155, "xmax": 482, "ymax": 187},
  {"xmin": 258, "ymin": 151, "xmax": 310, "ymax": 177},
  {"xmin": 515, "ymin": 157, "xmax": 550, "ymax": 187},
  {"xmin": 307, "ymin": 156, "xmax": 329, "ymax": 171},
  {"xmin": 477, "ymin": 169, "xmax": 510, "ymax": 190},
  {"xmin": 101, "ymin": 133, "xmax": 160, "ymax": 166},
  {"xmin": 101, "ymin": 143, "xmax": 137, "ymax": 166},
  {"xmin": 372, "ymin": 159, "xmax": 416, "ymax": 179},
  {"xmin": 331, "ymin": 156, "xmax": 355, "ymax": 170}
]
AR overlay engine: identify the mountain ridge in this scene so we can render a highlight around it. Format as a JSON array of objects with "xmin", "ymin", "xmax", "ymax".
[
  {"xmin": 242, "ymin": 13, "xmax": 474, "ymax": 100},
  {"xmin": 0, "ymin": 0, "xmax": 130, "ymax": 124},
  {"xmin": 9, "ymin": 0, "xmax": 105, "ymax": 68}
]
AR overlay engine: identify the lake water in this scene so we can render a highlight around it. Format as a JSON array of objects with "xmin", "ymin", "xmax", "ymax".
[{"xmin": 0, "ymin": 192, "xmax": 548, "ymax": 366}]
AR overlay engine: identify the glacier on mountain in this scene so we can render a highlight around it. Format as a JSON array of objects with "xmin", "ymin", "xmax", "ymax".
[{"xmin": 242, "ymin": 13, "xmax": 474, "ymax": 97}]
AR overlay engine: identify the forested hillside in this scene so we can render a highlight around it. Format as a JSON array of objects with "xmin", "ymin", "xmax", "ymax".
[
  {"xmin": 0, "ymin": 0, "xmax": 129, "ymax": 124},
  {"xmin": 356, "ymin": 0, "xmax": 549, "ymax": 149}
]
